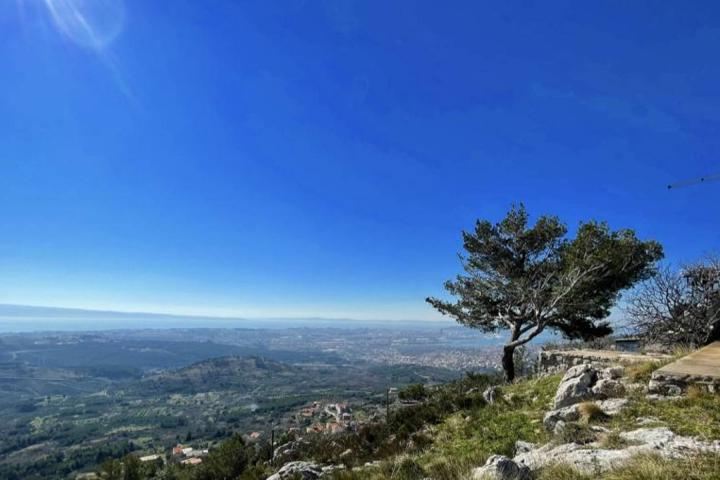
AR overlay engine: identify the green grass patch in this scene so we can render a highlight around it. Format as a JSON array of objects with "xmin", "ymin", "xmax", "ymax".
[
  {"xmin": 414, "ymin": 375, "xmax": 560, "ymax": 474},
  {"xmin": 611, "ymin": 389, "xmax": 720, "ymax": 440}
]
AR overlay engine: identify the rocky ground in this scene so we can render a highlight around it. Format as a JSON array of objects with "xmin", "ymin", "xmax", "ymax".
[
  {"xmin": 472, "ymin": 362, "xmax": 720, "ymax": 479},
  {"xmin": 264, "ymin": 356, "xmax": 720, "ymax": 480}
]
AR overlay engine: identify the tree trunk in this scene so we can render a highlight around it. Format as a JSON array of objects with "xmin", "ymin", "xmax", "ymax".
[{"xmin": 502, "ymin": 345, "xmax": 515, "ymax": 383}]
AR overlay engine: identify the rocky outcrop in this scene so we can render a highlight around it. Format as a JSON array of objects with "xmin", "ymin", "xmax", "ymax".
[
  {"xmin": 513, "ymin": 427, "xmax": 720, "ymax": 475},
  {"xmin": 542, "ymin": 364, "xmax": 628, "ymax": 432},
  {"xmin": 267, "ymin": 461, "xmax": 324, "ymax": 480},
  {"xmin": 543, "ymin": 398, "xmax": 629, "ymax": 431},
  {"xmin": 471, "ymin": 454, "xmax": 531, "ymax": 480},
  {"xmin": 553, "ymin": 364, "xmax": 598, "ymax": 408}
]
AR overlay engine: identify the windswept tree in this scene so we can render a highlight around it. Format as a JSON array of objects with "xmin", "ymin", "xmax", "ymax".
[
  {"xmin": 625, "ymin": 257, "xmax": 720, "ymax": 348},
  {"xmin": 427, "ymin": 204, "xmax": 663, "ymax": 381}
]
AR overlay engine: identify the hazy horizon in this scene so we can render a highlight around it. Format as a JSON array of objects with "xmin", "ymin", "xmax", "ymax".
[{"xmin": 0, "ymin": 303, "xmax": 459, "ymax": 333}]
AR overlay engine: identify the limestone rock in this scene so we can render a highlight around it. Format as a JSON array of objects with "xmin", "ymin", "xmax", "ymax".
[
  {"xmin": 471, "ymin": 455, "xmax": 531, "ymax": 480},
  {"xmin": 596, "ymin": 398, "xmax": 628, "ymax": 415},
  {"xmin": 483, "ymin": 386, "xmax": 501, "ymax": 405},
  {"xmin": 601, "ymin": 366, "xmax": 624, "ymax": 380},
  {"xmin": 514, "ymin": 440, "xmax": 537, "ymax": 455},
  {"xmin": 514, "ymin": 427, "xmax": 720, "ymax": 475},
  {"xmin": 544, "ymin": 404, "xmax": 580, "ymax": 431},
  {"xmin": 553, "ymin": 364, "xmax": 598, "ymax": 408},
  {"xmin": 515, "ymin": 442, "xmax": 633, "ymax": 474},
  {"xmin": 591, "ymin": 379, "xmax": 625, "ymax": 399},
  {"xmin": 543, "ymin": 399, "xmax": 628, "ymax": 431},
  {"xmin": 267, "ymin": 461, "xmax": 324, "ymax": 480}
]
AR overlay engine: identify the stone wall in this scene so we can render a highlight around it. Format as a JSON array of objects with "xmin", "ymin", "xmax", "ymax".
[
  {"xmin": 538, "ymin": 349, "xmax": 670, "ymax": 374},
  {"xmin": 649, "ymin": 371, "xmax": 720, "ymax": 395}
]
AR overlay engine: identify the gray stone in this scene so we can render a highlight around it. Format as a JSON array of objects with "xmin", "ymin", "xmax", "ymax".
[
  {"xmin": 267, "ymin": 461, "xmax": 324, "ymax": 480},
  {"xmin": 543, "ymin": 399, "xmax": 628, "ymax": 431},
  {"xmin": 596, "ymin": 398, "xmax": 629, "ymax": 415},
  {"xmin": 471, "ymin": 455, "xmax": 531, "ymax": 480},
  {"xmin": 483, "ymin": 386, "xmax": 501, "ymax": 405},
  {"xmin": 543, "ymin": 404, "xmax": 580, "ymax": 431},
  {"xmin": 553, "ymin": 364, "xmax": 598, "ymax": 408},
  {"xmin": 513, "ymin": 428, "xmax": 720, "ymax": 475},
  {"xmin": 515, "ymin": 442, "xmax": 633, "ymax": 475},
  {"xmin": 553, "ymin": 420, "xmax": 567, "ymax": 436},
  {"xmin": 514, "ymin": 441, "xmax": 537, "ymax": 455},
  {"xmin": 601, "ymin": 366, "xmax": 624, "ymax": 380},
  {"xmin": 591, "ymin": 379, "xmax": 626, "ymax": 399}
]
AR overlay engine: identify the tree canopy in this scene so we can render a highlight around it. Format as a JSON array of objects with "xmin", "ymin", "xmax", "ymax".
[{"xmin": 427, "ymin": 204, "xmax": 663, "ymax": 381}]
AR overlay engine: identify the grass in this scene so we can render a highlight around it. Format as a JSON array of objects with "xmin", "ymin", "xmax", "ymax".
[
  {"xmin": 538, "ymin": 453, "xmax": 720, "ymax": 480},
  {"xmin": 328, "ymin": 361, "xmax": 720, "ymax": 480},
  {"xmin": 412, "ymin": 375, "xmax": 560, "ymax": 475},
  {"xmin": 603, "ymin": 453, "xmax": 720, "ymax": 480},
  {"xmin": 611, "ymin": 388, "xmax": 720, "ymax": 440},
  {"xmin": 625, "ymin": 362, "xmax": 662, "ymax": 383},
  {"xmin": 553, "ymin": 422, "xmax": 596, "ymax": 445}
]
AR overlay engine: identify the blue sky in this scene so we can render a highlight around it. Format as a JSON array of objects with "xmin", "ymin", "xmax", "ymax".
[{"xmin": 1, "ymin": 1, "xmax": 719, "ymax": 320}]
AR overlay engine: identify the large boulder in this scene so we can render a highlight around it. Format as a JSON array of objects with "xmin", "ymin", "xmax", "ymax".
[
  {"xmin": 267, "ymin": 461, "xmax": 324, "ymax": 480},
  {"xmin": 553, "ymin": 365, "xmax": 598, "ymax": 408},
  {"xmin": 471, "ymin": 455, "xmax": 531, "ymax": 480},
  {"xmin": 552, "ymin": 364, "xmax": 627, "ymax": 409}
]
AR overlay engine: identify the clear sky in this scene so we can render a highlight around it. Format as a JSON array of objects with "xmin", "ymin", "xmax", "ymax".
[{"xmin": 1, "ymin": 1, "xmax": 719, "ymax": 321}]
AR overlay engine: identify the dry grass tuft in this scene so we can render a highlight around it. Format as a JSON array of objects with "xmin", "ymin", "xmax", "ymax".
[{"xmin": 577, "ymin": 402, "xmax": 608, "ymax": 423}]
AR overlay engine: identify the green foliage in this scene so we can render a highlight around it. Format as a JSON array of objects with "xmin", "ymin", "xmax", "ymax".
[
  {"xmin": 194, "ymin": 434, "xmax": 249, "ymax": 480},
  {"xmin": 397, "ymin": 384, "xmax": 426, "ymax": 401},
  {"xmin": 427, "ymin": 204, "xmax": 663, "ymax": 380},
  {"xmin": 101, "ymin": 459, "xmax": 123, "ymax": 480}
]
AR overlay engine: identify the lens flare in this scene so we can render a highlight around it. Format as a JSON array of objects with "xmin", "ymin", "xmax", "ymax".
[{"xmin": 44, "ymin": 0, "xmax": 125, "ymax": 50}]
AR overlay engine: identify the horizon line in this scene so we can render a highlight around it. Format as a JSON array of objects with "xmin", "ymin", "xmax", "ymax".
[{"xmin": 0, "ymin": 303, "xmax": 453, "ymax": 325}]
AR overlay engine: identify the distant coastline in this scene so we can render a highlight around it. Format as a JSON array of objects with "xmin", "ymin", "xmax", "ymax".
[{"xmin": 0, "ymin": 303, "xmax": 456, "ymax": 333}]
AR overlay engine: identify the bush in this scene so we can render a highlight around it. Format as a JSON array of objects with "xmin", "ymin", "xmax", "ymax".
[{"xmin": 398, "ymin": 384, "xmax": 426, "ymax": 402}]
